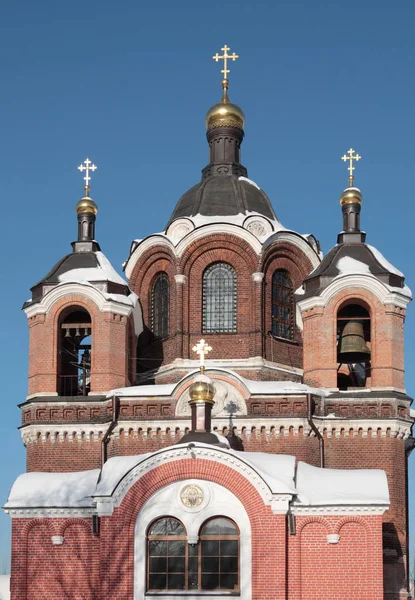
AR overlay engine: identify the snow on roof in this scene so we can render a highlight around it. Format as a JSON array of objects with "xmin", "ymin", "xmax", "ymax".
[
  {"xmin": 295, "ymin": 462, "xmax": 389, "ymax": 506},
  {"xmin": 106, "ymin": 371, "xmax": 328, "ymax": 399},
  {"xmin": 367, "ymin": 245, "xmax": 404, "ymax": 277},
  {"xmin": 5, "ymin": 469, "xmax": 100, "ymax": 508},
  {"xmin": 238, "ymin": 176, "xmax": 261, "ymax": 190},
  {"xmin": 241, "ymin": 452, "xmax": 296, "ymax": 494},
  {"xmin": 94, "ymin": 445, "xmax": 296, "ymax": 497},
  {"xmin": 58, "ymin": 251, "xmax": 127, "ymax": 286},
  {"xmin": 5, "ymin": 447, "xmax": 389, "ymax": 509},
  {"xmin": 336, "ymin": 255, "xmax": 371, "ymax": 275},
  {"xmin": 0, "ymin": 575, "xmax": 10, "ymax": 600}
]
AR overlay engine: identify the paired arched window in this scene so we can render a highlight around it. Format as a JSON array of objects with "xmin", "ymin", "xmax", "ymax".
[
  {"xmin": 58, "ymin": 307, "xmax": 92, "ymax": 396},
  {"xmin": 151, "ymin": 272, "xmax": 169, "ymax": 339},
  {"xmin": 271, "ymin": 270, "xmax": 294, "ymax": 340},
  {"xmin": 203, "ymin": 263, "xmax": 237, "ymax": 333},
  {"xmin": 147, "ymin": 517, "xmax": 239, "ymax": 592}
]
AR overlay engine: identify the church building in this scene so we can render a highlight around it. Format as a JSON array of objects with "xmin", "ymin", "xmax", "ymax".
[{"xmin": 5, "ymin": 46, "xmax": 414, "ymax": 600}]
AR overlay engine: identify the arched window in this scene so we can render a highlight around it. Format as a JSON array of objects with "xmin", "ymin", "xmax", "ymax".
[
  {"xmin": 272, "ymin": 270, "xmax": 294, "ymax": 340},
  {"xmin": 203, "ymin": 263, "xmax": 237, "ymax": 333},
  {"xmin": 151, "ymin": 272, "xmax": 169, "ymax": 339},
  {"xmin": 147, "ymin": 517, "xmax": 239, "ymax": 592},
  {"xmin": 58, "ymin": 307, "xmax": 92, "ymax": 396}
]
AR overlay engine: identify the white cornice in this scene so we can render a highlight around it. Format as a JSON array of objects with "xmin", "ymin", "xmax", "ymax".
[
  {"xmin": 20, "ymin": 415, "xmax": 412, "ymax": 446},
  {"xmin": 298, "ymin": 274, "xmax": 411, "ymax": 311},
  {"xmin": 291, "ymin": 504, "xmax": 388, "ymax": 516},
  {"xmin": 24, "ymin": 282, "xmax": 136, "ymax": 318},
  {"xmin": 5, "ymin": 507, "xmax": 95, "ymax": 518}
]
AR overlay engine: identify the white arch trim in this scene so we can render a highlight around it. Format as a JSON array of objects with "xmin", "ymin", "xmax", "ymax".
[
  {"xmin": 134, "ymin": 480, "xmax": 252, "ymax": 600},
  {"xmin": 298, "ymin": 274, "xmax": 412, "ymax": 312},
  {"xmin": 175, "ymin": 223, "xmax": 262, "ymax": 257},
  {"xmin": 125, "ymin": 235, "xmax": 175, "ymax": 279},
  {"xmin": 262, "ymin": 231, "xmax": 321, "ymax": 271},
  {"xmin": 23, "ymin": 282, "xmax": 137, "ymax": 318},
  {"xmin": 93, "ymin": 444, "xmax": 292, "ymax": 515}
]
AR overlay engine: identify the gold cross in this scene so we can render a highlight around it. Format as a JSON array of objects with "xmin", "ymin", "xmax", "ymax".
[
  {"xmin": 192, "ymin": 339, "xmax": 212, "ymax": 374},
  {"xmin": 78, "ymin": 158, "xmax": 98, "ymax": 194},
  {"xmin": 341, "ymin": 148, "xmax": 362, "ymax": 187},
  {"xmin": 212, "ymin": 45, "xmax": 239, "ymax": 82}
]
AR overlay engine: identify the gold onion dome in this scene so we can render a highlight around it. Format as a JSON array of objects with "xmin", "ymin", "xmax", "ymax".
[
  {"xmin": 76, "ymin": 190, "xmax": 98, "ymax": 215},
  {"xmin": 188, "ymin": 374, "xmax": 216, "ymax": 405},
  {"xmin": 339, "ymin": 186, "xmax": 363, "ymax": 206},
  {"xmin": 205, "ymin": 82, "xmax": 245, "ymax": 130}
]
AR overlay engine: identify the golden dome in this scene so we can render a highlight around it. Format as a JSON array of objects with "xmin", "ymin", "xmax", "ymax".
[
  {"xmin": 205, "ymin": 83, "xmax": 245, "ymax": 130},
  {"xmin": 76, "ymin": 193, "xmax": 98, "ymax": 215},
  {"xmin": 339, "ymin": 187, "xmax": 363, "ymax": 206},
  {"xmin": 188, "ymin": 375, "xmax": 216, "ymax": 405}
]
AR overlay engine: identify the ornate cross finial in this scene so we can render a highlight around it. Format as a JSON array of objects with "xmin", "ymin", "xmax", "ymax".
[
  {"xmin": 212, "ymin": 45, "xmax": 239, "ymax": 83},
  {"xmin": 192, "ymin": 339, "xmax": 212, "ymax": 374},
  {"xmin": 78, "ymin": 158, "xmax": 98, "ymax": 195},
  {"xmin": 341, "ymin": 148, "xmax": 362, "ymax": 187}
]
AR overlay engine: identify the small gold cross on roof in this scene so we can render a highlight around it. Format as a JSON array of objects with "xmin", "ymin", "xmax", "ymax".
[
  {"xmin": 212, "ymin": 45, "xmax": 239, "ymax": 83},
  {"xmin": 78, "ymin": 158, "xmax": 98, "ymax": 194},
  {"xmin": 192, "ymin": 339, "xmax": 212, "ymax": 374},
  {"xmin": 341, "ymin": 148, "xmax": 362, "ymax": 187}
]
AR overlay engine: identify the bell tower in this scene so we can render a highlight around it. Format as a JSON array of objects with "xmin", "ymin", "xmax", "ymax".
[
  {"xmin": 21, "ymin": 160, "xmax": 141, "ymax": 471},
  {"xmin": 298, "ymin": 151, "xmax": 412, "ymax": 598}
]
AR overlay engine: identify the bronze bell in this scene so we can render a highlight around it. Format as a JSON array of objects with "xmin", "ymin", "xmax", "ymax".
[{"xmin": 338, "ymin": 320, "xmax": 371, "ymax": 364}]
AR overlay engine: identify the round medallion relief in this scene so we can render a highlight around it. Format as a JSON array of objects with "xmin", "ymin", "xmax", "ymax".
[{"xmin": 180, "ymin": 484, "xmax": 204, "ymax": 507}]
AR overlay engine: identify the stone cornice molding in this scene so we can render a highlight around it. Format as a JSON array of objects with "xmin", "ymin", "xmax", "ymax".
[
  {"xmin": 292, "ymin": 505, "xmax": 388, "ymax": 516},
  {"xmin": 298, "ymin": 274, "xmax": 411, "ymax": 312},
  {"xmin": 5, "ymin": 507, "xmax": 95, "ymax": 519},
  {"xmin": 24, "ymin": 282, "xmax": 136, "ymax": 318},
  {"xmin": 20, "ymin": 416, "xmax": 412, "ymax": 445}
]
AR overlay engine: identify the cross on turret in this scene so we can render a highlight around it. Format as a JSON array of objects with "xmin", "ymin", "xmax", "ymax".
[
  {"xmin": 78, "ymin": 158, "xmax": 98, "ymax": 194},
  {"xmin": 212, "ymin": 45, "xmax": 239, "ymax": 82},
  {"xmin": 192, "ymin": 339, "xmax": 212, "ymax": 374},
  {"xmin": 341, "ymin": 148, "xmax": 362, "ymax": 187}
]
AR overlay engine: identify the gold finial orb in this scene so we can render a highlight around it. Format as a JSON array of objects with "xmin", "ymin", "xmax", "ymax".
[
  {"xmin": 205, "ymin": 85, "xmax": 246, "ymax": 130},
  {"xmin": 188, "ymin": 376, "xmax": 216, "ymax": 405},
  {"xmin": 339, "ymin": 187, "xmax": 363, "ymax": 206},
  {"xmin": 76, "ymin": 192, "xmax": 98, "ymax": 215}
]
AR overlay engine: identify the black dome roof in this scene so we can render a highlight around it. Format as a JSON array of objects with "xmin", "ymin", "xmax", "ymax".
[{"xmin": 168, "ymin": 175, "xmax": 277, "ymax": 225}]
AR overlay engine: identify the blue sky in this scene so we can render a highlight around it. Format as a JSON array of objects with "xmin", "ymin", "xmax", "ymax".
[{"xmin": 1, "ymin": 0, "xmax": 415, "ymax": 569}]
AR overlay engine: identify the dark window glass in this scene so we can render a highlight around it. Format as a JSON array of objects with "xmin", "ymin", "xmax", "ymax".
[
  {"xmin": 151, "ymin": 272, "xmax": 169, "ymax": 339},
  {"xmin": 146, "ymin": 516, "xmax": 240, "ymax": 593},
  {"xmin": 272, "ymin": 270, "xmax": 294, "ymax": 340},
  {"xmin": 203, "ymin": 263, "xmax": 237, "ymax": 333}
]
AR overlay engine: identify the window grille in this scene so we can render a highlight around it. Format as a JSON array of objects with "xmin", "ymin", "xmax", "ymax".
[
  {"xmin": 151, "ymin": 272, "xmax": 169, "ymax": 339},
  {"xmin": 203, "ymin": 263, "xmax": 237, "ymax": 333},
  {"xmin": 147, "ymin": 517, "xmax": 239, "ymax": 592},
  {"xmin": 271, "ymin": 270, "xmax": 294, "ymax": 340}
]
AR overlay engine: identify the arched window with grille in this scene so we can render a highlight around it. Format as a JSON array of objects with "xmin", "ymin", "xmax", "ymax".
[
  {"xmin": 272, "ymin": 269, "xmax": 294, "ymax": 340},
  {"xmin": 147, "ymin": 516, "xmax": 239, "ymax": 592},
  {"xmin": 151, "ymin": 272, "xmax": 169, "ymax": 339},
  {"xmin": 203, "ymin": 263, "xmax": 237, "ymax": 333}
]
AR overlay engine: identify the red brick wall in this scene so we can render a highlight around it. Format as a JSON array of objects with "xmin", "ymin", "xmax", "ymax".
[{"xmin": 10, "ymin": 459, "xmax": 384, "ymax": 600}]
